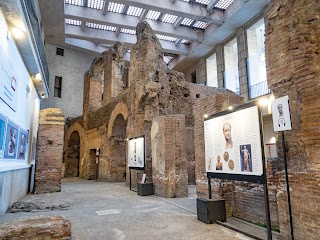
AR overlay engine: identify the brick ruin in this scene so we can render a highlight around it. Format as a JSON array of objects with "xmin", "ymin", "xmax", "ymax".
[
  {"xmin": 63, "ymin": 21, "xmax": 238, "ymax": 198},
  {"xmin": 34, "ymin": 108, "xmax": 65, "ymax": 194},
  {"xmin": 60, "ymin": 1, "xmax": 320, "ymax": 237}
]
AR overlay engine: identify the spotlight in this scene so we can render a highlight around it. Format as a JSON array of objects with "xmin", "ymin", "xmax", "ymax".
[{"xmin": 203, "ymin": 114, "xmax": 208, "ymax": 119}]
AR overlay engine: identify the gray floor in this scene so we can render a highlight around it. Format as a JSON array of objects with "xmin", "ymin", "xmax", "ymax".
[{"xmin": 0, "ymin": 178, "xmax": 254, "ymax": 240}]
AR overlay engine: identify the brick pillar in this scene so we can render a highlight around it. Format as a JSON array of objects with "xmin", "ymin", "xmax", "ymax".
[
  {"xmin": 236, "ymin": 27, "xmax": 249, "ymax": 101},
  {"xmin": 103, "ymin": 42, "xmax": 126, "ymax": 105},
  {"xmin": 216, "ymin": 44, "xmax": 224, "ymax": 88},
  {"xmin": 265, "ymin": 0, "xmax": 320, "ymax": 239},
  {"xmin": 151, "ymin": 115, "xmax": 188, "ymax": 198},
  {"xmin": 34, "ymin": 108, "xmax": 65, "ymax": 194}
]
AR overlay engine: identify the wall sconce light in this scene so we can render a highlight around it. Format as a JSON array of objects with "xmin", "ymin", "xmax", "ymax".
[{"xmin": 7, "ymin": 30, "xmax": 11, "ymax": 39}]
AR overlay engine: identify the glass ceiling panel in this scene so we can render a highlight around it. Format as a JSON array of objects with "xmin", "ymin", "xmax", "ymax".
[
  {"xmin": 181, "ymin": 18, "xmax": 194, "ymax": 26},
  {"xmin": 161, "ymin": 14, "xmax": 178, "ymax": 24},
  {"xmin": 86, "ymin": 22, "xmax": 117, "ymax": 31},
  {"xmin": 65, "ymin": 19, "xmax": 81, "ymax": 26},
  {"xmin": 146, "ymin": 10, "xmax": 161, "ymax": 20},
  {"xmin": 163, "ymin": 56, "xmax": 173, "ymax": 64},
  {"xmin": 195, "ymin": 0, "xmax": 211, "ymax": 5},
  {"xmin": 193, "ymin": 21, "xmax": 209, "ymax": 29},
  {"xmin": 156, "ymin": 34, "xmax": 177, "ymax": 42},
  {"xmin": 181, "ymin": 39, "xmax": 192, "ymax": 44},
  {"xmin": 65, "ymin": 0, "xmax": 84, "ymax": 6},
  {"xmin": 107, "ymin": 2, "xmax": 125, "ymax": 13},
  {"xmin": 215, "ymin": 0, "xmax": 235, "ymax": 9},
  {"xmin": 87, "ymin": 0, "xmax": 104, "ymax": 9},
  {"xmin": 127, "ymin": 6, "xmax": 144, "ymax": 17},
  {"xmin": 120, "ymin": 28, "xmax": 136, "ymax": 35}
]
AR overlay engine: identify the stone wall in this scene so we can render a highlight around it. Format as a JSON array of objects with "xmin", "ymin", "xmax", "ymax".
[
  {"xmin": 265, "ymin": 0, "xmax": 320, "ymax": 238},
  {"xmin": 34, "ymin": 108, "xmax": 65, "ymax": 194},
  {"xmin": 152, "ymin": 115, "xmax": 188, "ymax": 198}
]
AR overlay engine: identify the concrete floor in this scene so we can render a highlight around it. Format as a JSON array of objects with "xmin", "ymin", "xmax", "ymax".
[{"xmin": 0, "ymin": 178, "xmax": 253, "ymax": 240}]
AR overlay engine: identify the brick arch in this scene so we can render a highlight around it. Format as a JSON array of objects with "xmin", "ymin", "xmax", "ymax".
[
  {"xmin": 64, "ymin": 122, "xmax": 85, "ymax": 177},
  {"xmin": 65, "ymin": 122, "xmax": 85, "ymax": 147},
  {"xmin": 107, "ymin": 102, "xmax": 129, "ymax": 138}
]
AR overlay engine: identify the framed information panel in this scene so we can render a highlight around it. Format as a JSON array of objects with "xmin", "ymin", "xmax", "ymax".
[
  {"xmin": 128, "ymin": 136, "xmax": 145, "ymax": 169},
  {"xmin": 204, "ymin": 103, "xmax": 266, "ymax": 183}
]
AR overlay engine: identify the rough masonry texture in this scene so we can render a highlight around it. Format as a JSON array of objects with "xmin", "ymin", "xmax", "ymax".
[
  {"xmin": 63, "ymin": 21, "xmax": 236, "ymax": 196},
  {"xmin": 34, "ymin": 108, "xmax": 65, "ymax": 194},
  {"xmin": 0, "ymin": 216, "xmax": 71, "ymax": 239},
  {"xmin": 265, "ymin": 0, "xmax": 320, "ymax": 239},
  {"xmin": 152, "ymin": 115, "xmax": 188, "ymax": 198}
]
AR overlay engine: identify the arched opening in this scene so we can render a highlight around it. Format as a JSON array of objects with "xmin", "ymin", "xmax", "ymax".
[
  {"xmin": 65, "ymin": 131, "xmax": 80, "ymax": 177},
  {"xmin": 109, "ymin": 114, "xmax": 127, "ymax": 181}
]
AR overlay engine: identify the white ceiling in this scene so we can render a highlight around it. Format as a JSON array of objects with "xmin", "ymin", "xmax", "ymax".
[{"xmin": 38, "ymin": 0, "xmax": 270, "ymax": 72}]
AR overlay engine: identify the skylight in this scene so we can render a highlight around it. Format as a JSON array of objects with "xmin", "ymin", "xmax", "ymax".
[
  {"xmin": 215, "ymin": 0, "xmax": 235, "ymax": 9},
  {"xmin": 86, "ymin": 22, "xmax": 117, "ymax": 32},
  {"xmin": 181, "ymin": 39, "xmax": 192, "ymax": 44},
  {"xmin": 120, "ymin": 28, "xmax": 136, "ymax": 35},
  {"xmin": 87, "ymin": 0, "xmax": 104, "ymax": 9},
  {"xmin": 65, "ymin": 0, "xmax": 83, "ymax": 6},
  {"xmin": 163, "ymin": 56, "xmax": 174, "ymax": 64},
  {"xmin": 156, "ymin": 34, "xmax": 177, "ymax": 42},
  {"xmin": 65, "ymin": 19, "xmax": 81, "ymax": 26},
  {"xmin": 181, "ymin": 18, "xmax": 194, "ymax": 26},
  {"xmin": 107, "ymin": 2, "xmax": 125, "ymax": 13},
  {"xmin": 126, "ymin": 6, "xmax": 144, "ymax": 17},
  {"xmin": 146, "ymin": 10, "xmax": 161, "ymax": 20},
  {"xmin": 161, "ymin": 14, "xmax": 179, "ymax": 24},
  {"xmin": 195, "ymin": 0, "xmax": 211, "ymax": 5},
  {"xmin": 193, "ymin": 21, "xmax": 209, "ymax": 29}
]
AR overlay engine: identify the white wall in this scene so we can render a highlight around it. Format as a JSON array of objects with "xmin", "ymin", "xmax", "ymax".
[
  {"xmin": 0, "ymin": 7, "xmax": 40, "ymax": 214},
  {"xmin": 41, "ymin": 44, "xmax": 94, "ymax": 119}
]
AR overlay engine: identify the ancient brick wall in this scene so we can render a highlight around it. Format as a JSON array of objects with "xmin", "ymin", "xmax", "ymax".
[
  {"xmin": 34, "ymin": 108, "xmax": 65, "ymax": 194},
  {"xmin": 152, "ymin": 115, "xmax": 188, "ymax": 198},
  {"xmin": 265, "ymin": 0, "xmax": 320, "ymax": 238},
  {"xmin": 103, "ymin": 42, "xmax": 127, "ymax": 105}
]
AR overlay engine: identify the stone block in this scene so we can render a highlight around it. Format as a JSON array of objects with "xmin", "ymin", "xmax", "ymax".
[
  {"xmin": 197, "ymin": 198, "xmax": 226, "ymax": 224},
  {"xmin": 0, "ymin": 216, "xmax": 71, "ymax": 239},
  {"xmin": 137, "ymin": 182, "xmax": 154, "ymax": 196}
]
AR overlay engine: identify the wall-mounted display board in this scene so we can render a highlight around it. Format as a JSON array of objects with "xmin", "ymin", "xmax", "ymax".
[
  {"xmin": 204, "ymin": 102, "xmax": 265, "ymax": 183},
  {"xmin": 3, "ymin": 120, "xmax": 19, "ymax": 159},
  {"xmin": 128, "ymin": 136, "xmax": 145, "ymax": 169},
  {"xmin": 17, "ymin": 128, "xmax": 28, "ymax": 160},
  {"xmin": 0, "ymin": 113, "xmax": 7, "ymax": 158},
  {"xmin": 0, "ymin": 31, "xmax": 18, "ymax": 112}
]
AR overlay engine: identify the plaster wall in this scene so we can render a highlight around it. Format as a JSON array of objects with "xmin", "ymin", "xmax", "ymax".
[
  {"xmin": 41, "ymin": 44, "xmax": 94, "ymax": 119},
  {"xmin": 0, "ymin": 168, "xmax": 30, "ymax": 215},
  {"xmin": 0, "ymin": 7, "xmax": 40, "ymax": 215}
]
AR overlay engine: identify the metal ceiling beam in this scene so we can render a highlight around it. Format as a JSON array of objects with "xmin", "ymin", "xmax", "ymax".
[
  {"xmin": 65, "ymin": 37, "xmax": 131, "ymax": 61},
  {"xmin": 65, "ymin": 25, "xmax": 190, "ymax": 55},
  {"xmin": 207, "ymin": 0, "xmax": 220, "ymax": 12},
  {"xmin": 65, "ymin": 4, "xmax": 203, "ymax": 42},
  {"xmin": 140, "ymin": 9, "xmax": 148, "ymax": 20},
  {"xmin": 106, "ymin": 0, "xmax": 224, "ymax": 25}
]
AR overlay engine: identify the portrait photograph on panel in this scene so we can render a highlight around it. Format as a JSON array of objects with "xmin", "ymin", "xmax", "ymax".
[
  {"xmin": 0, "ymin": 112, "xmax": 7, "ymax": 159},
  {"xmin": 204, "ymin": 105, "xmax": 263, "ymax": 177},
  {"xmin": 240, "ymin": 144, "xmax": 252, "ymax": 172},
  {"xmin": 4, "ymin": 120, "xmax": 19, "ymax": 159},
  {"xmin": 17, "ymin": 129, "xmax": 28, "ymax": 160}
]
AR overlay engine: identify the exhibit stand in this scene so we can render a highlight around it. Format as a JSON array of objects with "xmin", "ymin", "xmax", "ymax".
[
  {"xmin": 199, "ymin": 102, "xmax": 272, "ymax": 240},
  {"xmin": 128, "ymin": 135, "xmax": 153, "ymax": 195}
]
